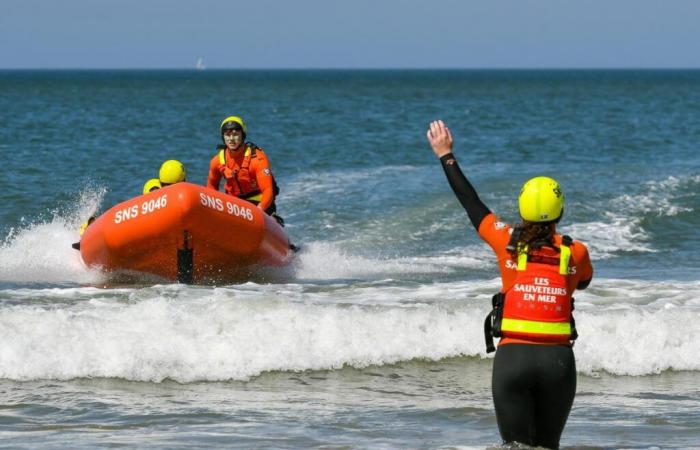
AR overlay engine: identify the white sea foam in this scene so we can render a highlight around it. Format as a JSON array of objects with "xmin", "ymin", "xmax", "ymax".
[
  {"xmin": 560, "ymin": 173, "xmax": 699, "ymax": 260},
  {"xmin": 611, "ymin": 174, "xmax": 699, "ymax": 217},
  {"xmin": 291, "ymin": 242, "xmax": 492, "ymax": 281},
  {"xmin": 0, "ymin": 187, "xmax": 105, "ymax": 284},
  {"xmin": 1, "ymin": 278, "xmax": 698, "ymax": 382},
  {"xmin": 0, "ymin": 282, "xmax": 491, "ymax": 382},
  {"xmin": 283, "ymin": 165, "xmax": 421, "ymax": 202},
  {"xmin": 562, "ymin": 213, "xmax": 654, "ymax": 260},
  {"xmin": 573, "ymin": 278, "xmax": 700, "ymax": 376}
]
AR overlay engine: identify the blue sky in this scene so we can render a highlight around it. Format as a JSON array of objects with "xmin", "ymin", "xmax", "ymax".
[{"xmin": 2, "ymin": 0, "xmax": 699, "ymax": 69}]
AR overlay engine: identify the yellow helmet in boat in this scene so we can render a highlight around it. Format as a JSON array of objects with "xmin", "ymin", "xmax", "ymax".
[
  {"xmin": 220, "ymin": 116, "xmax": 247, "ymax": 135},
  {"xmin": 159, "ymin": 160, "xmax": 186, "ymax": 185},
  {"xmin": 518, "ymin": 176, "xmax": 564, "ymax": 223},
  {"xmin": 143, "ymin": 178, "xmax": 162, "ymax": 195},
  {"xmin": 79, "ymin": 216, "xmax": 96, "ymax": 236}
]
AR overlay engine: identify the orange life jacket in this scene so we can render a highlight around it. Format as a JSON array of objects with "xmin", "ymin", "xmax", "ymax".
[
  {"xmin": 485, "ymin": 236, "xmax": 577, "ymax": 352},
  {"xmin": 218, "ymin": 144, "xmax": 262, "ymax": 202}
]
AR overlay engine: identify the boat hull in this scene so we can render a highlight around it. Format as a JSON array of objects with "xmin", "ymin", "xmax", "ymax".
[{"xmin": 79, "ymin": 183, "xmax": 292, "ymax": 282}]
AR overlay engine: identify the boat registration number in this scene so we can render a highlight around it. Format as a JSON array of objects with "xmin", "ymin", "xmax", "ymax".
[
  {"xmin": 114, "ymin": 195, "xmax": 168, "ymax": 224},
  {"xmin": 199, "ymin": 193, "xmax": 254, "ymax": 221}
]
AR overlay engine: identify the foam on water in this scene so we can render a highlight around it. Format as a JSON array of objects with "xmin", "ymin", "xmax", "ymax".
[
  {"xmin": 1, "ymin": 278, "xmax": 698, "ymax": 382},
  {"xmin": 0, "ymin": 282, "xmax": 491, "ymax": 382},
  {"xmin": 0, "ymin": 187, "xmax": 106, "ymax": 284},
  {"xmin": 574, "ymin": 278, "xmax": 700, "ymax": 376},
  {"xmin": 282, "ymin": 165, "xmax": 422, "ymax": 203},
  {"xmin": 611, "ymin": 174, "xmax": 699, "ymax": 217},
  {"xmin": 563, "ymin": 213, "xmax": 653, "ymax": 260},
  {"xmin": 6, "ymin": 169, "xmax": 691, "ymax": 285},
  {"xmin": 567, "ymin": 173, "xmax": 700, "ymax": 260},
  {"xmin": 292, "ymin": 242, "xmax": 491, "ymax": 280},
  {"xmin": 1, "ymin": 174, "xmax": 698, "ymax": 383}
]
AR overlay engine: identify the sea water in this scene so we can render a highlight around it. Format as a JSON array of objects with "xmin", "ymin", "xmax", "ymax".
[{"xmin": 1, "ymin": 70, "xmax": 699, "ymax": 449}]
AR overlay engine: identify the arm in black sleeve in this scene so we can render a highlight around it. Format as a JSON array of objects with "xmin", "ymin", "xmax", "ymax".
[{"xmin": 440, "ymin": 153, "xmax": 491, "ymax": 230}]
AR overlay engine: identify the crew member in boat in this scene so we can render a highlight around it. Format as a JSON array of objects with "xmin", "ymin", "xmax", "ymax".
[
  {"xmin": 142, "ymin": 160, "xmax": 186, "ymax": 194},
  {"xmin": 207, "ymin": 116, "xmax": 283, "ymax": 225}
]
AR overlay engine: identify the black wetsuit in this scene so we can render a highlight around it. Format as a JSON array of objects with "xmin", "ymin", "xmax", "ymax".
[{"xmin": 440, "ymin": 153, "xmax": 576, "ymax": 449}]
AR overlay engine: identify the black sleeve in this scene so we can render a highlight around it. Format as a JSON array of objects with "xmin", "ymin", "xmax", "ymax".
[{"xmin": 439, "ymin": 153, "xmax": 491, "ymax": 230}]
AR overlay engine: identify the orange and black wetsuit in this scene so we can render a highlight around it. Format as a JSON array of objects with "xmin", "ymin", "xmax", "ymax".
[
  {"xmin": 207, "ymin": 144, "xmax": 277, "ymax": 216},
  {"xmin": 439, "ymin": 153, "xmax": 593, "ymax": 449}
]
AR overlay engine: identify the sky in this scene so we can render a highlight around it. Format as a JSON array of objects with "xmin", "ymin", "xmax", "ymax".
[{"xmin": 2, "ymin": 0, "xmax": 699, "ymax": 69}]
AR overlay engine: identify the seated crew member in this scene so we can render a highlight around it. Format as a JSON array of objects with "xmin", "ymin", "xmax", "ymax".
[
  {"xmin": 207, "ymin": 116, "xmax": 283, "ymax": 225},
  {"xmin": 159, "ymin": 159, "xmax": 186, "ymax": 186},
  {"xmin": 142, "ymin": 160, "xmax": 185, "ymax": 194},
  {"xmin": 143, "ymin": 178, "xmax": 162, "ymax": 195},
  {"xmin": 78, "ymin": 160, "xmax": 187, "ymax": 249}
]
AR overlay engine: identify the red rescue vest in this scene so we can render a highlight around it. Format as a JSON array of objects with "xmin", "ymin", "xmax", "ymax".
[
  {"xmin": 218, "ymin": 144, "xmax": 262, "ymax": 202},
  {"xmin": 485, "ymin": 237, "xmax": 576, "ymax": 351}
]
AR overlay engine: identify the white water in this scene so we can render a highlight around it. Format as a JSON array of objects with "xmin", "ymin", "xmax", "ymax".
[
  {"xmin": 0, "ymin": 187, "xmax": 106, "ymax": 284},
  {"xmin": 1, "ymin": 180, "xmax": 699, "ymax": 383},
  {"xmin": 1, "ymin": 277, "xmax": 698, "ymax": 382}
]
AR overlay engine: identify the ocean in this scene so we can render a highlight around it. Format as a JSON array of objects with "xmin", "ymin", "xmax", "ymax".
[{"xmin": 1, "ymin": 70, "xmax": 699, "ymax": 449}]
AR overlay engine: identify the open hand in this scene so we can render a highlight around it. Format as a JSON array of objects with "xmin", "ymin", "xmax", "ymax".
[{"xmin": 426, "ymin": 120, "xmax": 453, "ymax": 158}]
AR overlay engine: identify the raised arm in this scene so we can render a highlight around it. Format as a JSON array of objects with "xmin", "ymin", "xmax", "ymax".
[{"xmin": 427, "ymin": 120, "xmax": 491, "ymax": 231}]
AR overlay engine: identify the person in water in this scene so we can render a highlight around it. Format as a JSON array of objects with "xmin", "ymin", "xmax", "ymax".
[
  {"xmin": 207, "ymin": 116, "xmax": 283, "ymax": 224},
  {"xmin": 142, "ymin": 160, "xmax": 186, "ymax": 194},
  {"xmin": 426, "ymin": 120, "xmax": 593, "ymax": 449}
]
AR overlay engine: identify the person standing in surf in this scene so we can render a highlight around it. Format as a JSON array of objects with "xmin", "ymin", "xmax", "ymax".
[{"xmin": 426, "ymin": 120, "xmax": 593, "ymax": 449}]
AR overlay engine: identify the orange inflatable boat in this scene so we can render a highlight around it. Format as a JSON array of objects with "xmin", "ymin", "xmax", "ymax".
[{"xmin": 76, "ymin": 183, "xmax": 293, "ymax": 283}]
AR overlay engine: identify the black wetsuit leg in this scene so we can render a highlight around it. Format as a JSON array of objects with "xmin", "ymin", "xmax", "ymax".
[{"xmin": 492, "ymin": 343, "xmax": 576, "ymax": 449}]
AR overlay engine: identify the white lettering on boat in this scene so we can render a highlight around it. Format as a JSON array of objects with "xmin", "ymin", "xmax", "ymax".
[
  {"xmin": 226, "ymin": 201, "xmax": 254, "ymax": 221},
  {"xmin": 199, "ymin": 193, "xmax": 224, "ymax": 211},
  {"xmin": 141, "ymin": 194, "xmax": 168, "ymax": 215},
  {"xmin": 114, "ymin": 205, "xmax": 139, "ymax": 224},
  {"xmin": 114, "ymin": 194, "xmax": 168, "ymax": 224},
  {"xmin": 198, "ymin": 193, "xmax": 254, "ymax": 221}
]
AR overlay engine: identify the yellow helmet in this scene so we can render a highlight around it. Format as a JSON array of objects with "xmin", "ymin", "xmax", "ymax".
[
  {"xmin": 518, "ymin": 176, "xmax": 564, "ymax": 223},
  {"xmin": 143, "ymin": 178, "xmax": 162, "ymax": 195},
  {"xmin": 159, "ymin": 160, "xmax": 186, "ymax": 185},
  {"xmin": 220, "ymin": 116, "xmax": 247, "ymax": 135},
  {"xmin": 79, "ymin": 216, "xmax": 96, "ymax": 236}
]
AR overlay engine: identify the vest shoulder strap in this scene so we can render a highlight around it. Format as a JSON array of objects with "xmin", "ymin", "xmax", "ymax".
[
  {"xmin": 241, "ymin": 143, "xmax": 259, "ymax": 170},
  {"xmin": 517, "ymin": 245, "xmax": 529, "ymax": 271},
  {"xmin": 516, "ymin": 235, "xmax": 574, "ymax": 274},
  {"xmin": 245, "ymin": 142, "xmax": 258, "ymax": 156},
  {"xmin": 218, "ymin": 143, "xmax": 258, "ymax": 167},
  {"xmin": 559, "ymin": 235, "xmax": 573, "ymax": 275}
]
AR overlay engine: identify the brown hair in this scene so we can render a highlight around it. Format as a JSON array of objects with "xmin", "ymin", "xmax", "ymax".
[{"xmin": 507, "ymin": 221, "xmax": 556, "ymax": 259}]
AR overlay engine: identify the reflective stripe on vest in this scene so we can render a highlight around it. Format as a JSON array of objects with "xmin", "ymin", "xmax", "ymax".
[
  {"xmin": 244, "ymin": 193, "xmax": 262, "ymax": 202},
  {"xmin": 500, "ymin": 318, "xmax": 572, "ymax": 337}
]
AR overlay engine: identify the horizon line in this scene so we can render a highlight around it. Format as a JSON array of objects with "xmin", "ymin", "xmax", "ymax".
[{"xmin": 2, "ymin": 66, "xmax": 700, "ymax": 71}]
